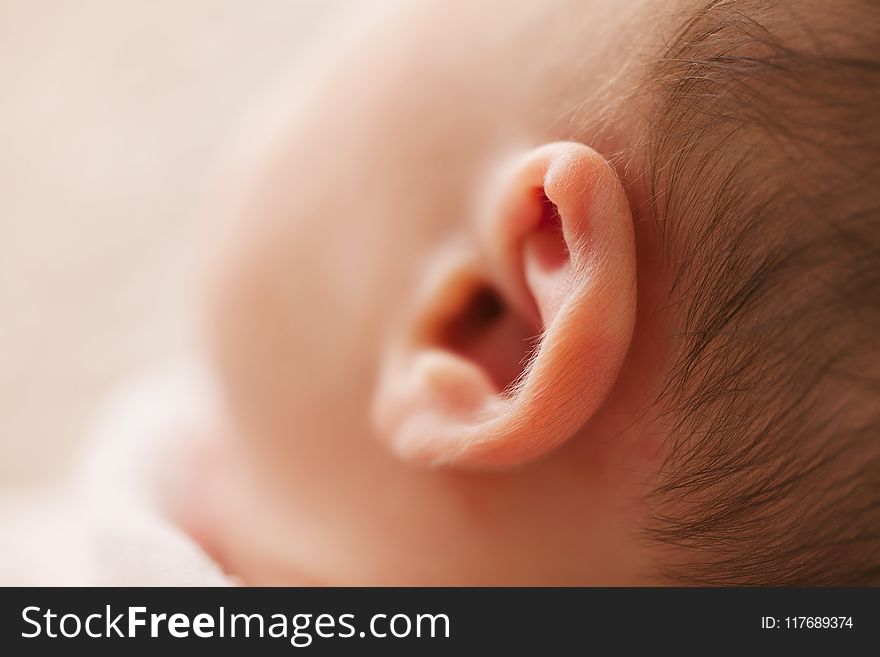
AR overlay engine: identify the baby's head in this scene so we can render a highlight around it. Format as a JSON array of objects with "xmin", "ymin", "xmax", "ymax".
[{"xmin": 206, "ymin": 0, "xmax": 880, "ymax": 584}]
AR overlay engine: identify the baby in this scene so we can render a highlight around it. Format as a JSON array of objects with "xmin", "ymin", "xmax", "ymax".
[
  {"xmin": 7, "ymin": 0, "xmax": 879, "ymax": 585},
  {"xmin": 186, "ymin": 0, "xmax": 880, "ymax": 586}
]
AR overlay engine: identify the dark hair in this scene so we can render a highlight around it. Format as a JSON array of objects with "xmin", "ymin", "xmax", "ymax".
[{"xmin": 642, "ymin": 0, "xmax": 880, "ymax": 584}]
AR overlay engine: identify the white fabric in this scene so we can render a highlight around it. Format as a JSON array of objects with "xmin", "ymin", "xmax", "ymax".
[{"xmin": 0, "ymin": 364, "xmax": 229, "ymax": 586}]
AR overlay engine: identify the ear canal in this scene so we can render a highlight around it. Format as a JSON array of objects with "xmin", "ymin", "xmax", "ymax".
[{"xmin": 434, "ymin": 282, "xmax": 540, "ymax": 394}]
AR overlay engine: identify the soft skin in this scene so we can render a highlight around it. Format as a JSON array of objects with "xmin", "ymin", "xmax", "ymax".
[{"xmin": 195, "ymin": 0, "xmax": 679, "ymax": 585}]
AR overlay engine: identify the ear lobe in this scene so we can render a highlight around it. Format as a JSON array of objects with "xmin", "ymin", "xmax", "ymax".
[{"xmin": 372, "ymin": 142, "xmax": 637, "ymax": 468}]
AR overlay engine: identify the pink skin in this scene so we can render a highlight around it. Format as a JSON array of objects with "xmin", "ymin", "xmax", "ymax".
[{"xmin": 188, "ymin": 0, "xmax": 680, "ymax": 585}]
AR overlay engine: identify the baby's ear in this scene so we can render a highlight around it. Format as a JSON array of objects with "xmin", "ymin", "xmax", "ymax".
[{"xmin": 372, "ymin": 142, "xmax": 636, "ymax": 468}]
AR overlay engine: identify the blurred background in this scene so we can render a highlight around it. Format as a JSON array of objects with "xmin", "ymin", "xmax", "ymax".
[{"xmin": 0, "ymin": 0, "xmax": 347, "ymax": 489}]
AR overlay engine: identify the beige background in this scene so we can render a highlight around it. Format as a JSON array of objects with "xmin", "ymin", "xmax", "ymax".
[{"xmin": 0, "ymin": 0, "xmax": 346, "ymax": 488}]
